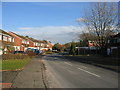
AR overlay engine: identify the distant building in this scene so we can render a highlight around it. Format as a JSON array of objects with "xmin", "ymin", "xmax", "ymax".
[
  {"xmin": 107, "ymin": 33, "xmax": 120, "ymax": 57},
  {"xmin": 39, "ymin": 40, "xmax": 53, "ymax": 51},
  {"xmin": 108, "ymin": 33, "xmax": 120, "ymax": 47},
  {"xmin": 48, "ymin": 42, "xmax": 53, "ymax": 51}
]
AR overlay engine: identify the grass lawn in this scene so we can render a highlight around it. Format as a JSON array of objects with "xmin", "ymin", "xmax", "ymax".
[{"xmin": 1, "ymin": 58, "xmax": 31, "ymax": 70}]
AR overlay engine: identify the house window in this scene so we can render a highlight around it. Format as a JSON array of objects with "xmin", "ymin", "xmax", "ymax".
[
  {"xmin": 3, "ymin": 36, "xmax": 7, "ymax": 41},
  {"xmin": 25, "ymin": 41, "xmax": 27, "ymax": 44},
  {"xmin": 22, "ymin": 40, "xmax": 26, "ymax": 44},
  {"xmin": 0, "ymin": 34, "xmax": 2, "ymax": 40},
  {"xmin": 8, "ymin": 37, "xmax": 12, "ymax": 42},
  {"xmin": 117, "ymin": 38, "xmax": 120, "ymax": 43},
  {"xmin": 108, "ymin": 40, "xmax": 110, "ymax": 43},
  {"xmin": 47, "ymin": 45, "xmax": 49, "ymax": 47},
  {"xmin": 36, "ymin": 43, "xmax": 38, "ymax": 46},
  {"xmin": 113, "ymin": 38, "xmax": 117, "ymax": 43},
  {"xmin": 41, "ymin": 43, "xmax": 43, "ymax": 46},
  {"xmin": 34, "ymin": 43, "xmax": 36, "ymax": 46},
  {"xmin": 27, "ymin": 41, "xmax": 29, "ymax": 44},
  {"xmin": 12, "ymin": 38, "xmax": 14, "ymax": 42}
]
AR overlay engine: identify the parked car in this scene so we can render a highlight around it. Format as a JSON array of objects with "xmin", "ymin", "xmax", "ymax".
[
  {"xmin": 13, "ymin": 51, "xmax": 25, "ymax": 54},
  {"xmin": 52, "ymin": 50, "xmax": 58, "ymax": 53},
  {"xmin": 25, "ymin": 48, "xmax": 40, "ymax": 55}
]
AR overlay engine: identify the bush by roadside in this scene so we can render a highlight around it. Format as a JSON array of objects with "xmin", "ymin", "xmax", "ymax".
[
  {"xmin": 42, "ymin": 51, "xmax": 54, "ymax": 55},
  {"xmin": 2, "ymin": 53, "xmax": 29, "ymax": 60},
  {"xmin": 26, "ymin": 50, "xmax": 37, "ymax": 57}
]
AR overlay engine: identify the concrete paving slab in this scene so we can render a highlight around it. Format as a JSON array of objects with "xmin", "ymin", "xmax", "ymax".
[{"xmin": 11, "ymin": 57, "xmax": 46, "ymax": 88}]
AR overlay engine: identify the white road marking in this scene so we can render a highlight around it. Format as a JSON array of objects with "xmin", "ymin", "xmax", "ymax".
[
  {"xmin": 78, "ymin": 68, "xmax": 101, "ymax": 77},
  {"xmin": 80, "ymin": 66, "xmax": 87, "ymax": 68},
  {"xmin": 54, "ymin": 58, "xmax": 58, "ymax": 60},
  {"xmin": 64, "ymin": 62, "xmax": 72, "ymax": 66}
]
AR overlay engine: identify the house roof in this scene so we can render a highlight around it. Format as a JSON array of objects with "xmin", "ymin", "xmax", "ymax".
[
  {"xmin": 0, "ymin": 29, "xmax": 13, "ymax": 37},
  {"xmin": 9, "ymin": 32, "xmax": 40, "ymax": 42},
  {"xmin": 26, "ymin": 37, "xmax": 40, "ymax": 42},
  {"xmin": 26, "ymin": 37, "xmax": 48, "ymax": 43},
  {"xmin": 9, "ymin": 32, "xmax": 28, "ymax": 40},
  {"xmin": 114, "ymin": 33, "xmax": 120, "ymax": 38},
  {"xmin": 6, "ymin": 31, "xmax": 50, "ymax": 44}
]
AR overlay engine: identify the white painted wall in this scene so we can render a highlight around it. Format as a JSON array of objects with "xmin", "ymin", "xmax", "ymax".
[
  {"xmin": 0, "ymin": 49, "xmax": 2, "ymax": 55},
  {"xmin": 28, "ymin": 47, "xmax": 37, "ymax": 49},
  {"xmin": 40, "ymin": 48, "xmax": 49, "ymax": 51},
  {"xmin": 0, "ymin": 34, "xmax": 2, "ymax": 40}
]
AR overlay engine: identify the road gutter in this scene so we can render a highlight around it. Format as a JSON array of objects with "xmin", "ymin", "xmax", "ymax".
[{"xmin": 39, "ymin": 59, "xmax": 49, "ymax": 89}]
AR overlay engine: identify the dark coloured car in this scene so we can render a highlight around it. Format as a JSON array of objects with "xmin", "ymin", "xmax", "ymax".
[
  {"xmin": 25, "ymin": 48, "xmax": 40, "ymax": 55},
  {"xmin": 13, "ymin": 51, "xmax": 25, "ymax": 54}
]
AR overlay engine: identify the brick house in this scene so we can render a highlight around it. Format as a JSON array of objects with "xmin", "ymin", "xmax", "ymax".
[
  {"xmin": 39, "ymin": 40, "xmax": 51, "ymax": 51},
  {"xmin": 26, "ymin": 38, "xmax": 34, "ymax": 49},
  {"xmin": 107, "ymin": 33, "xmax": 120, "ymax": 57},
  {"xmin": 48, "ymin": 42, "xmax": 53, "ymax": 51},
  {"xmin": 1, "ymin": 30, "xmax": 53, "ymax": 53},
  {"xmin": 8, "ymin": 32, "xmax": 29, "ymax": 51},
  {"xmin": 24, "ymin": 38, "xmax": 53, "ymax": 51},
  {"xmin": 0, "ymin": 29, "xmax": 14, "ymax": 54},
  {"xmin": 25, "ymin": 37, "xmax": 40, "ymax": 50},
  {"xmin": 33, "ymin": 40, "xmax": 40, "ymax": 50},
  {"xmin": 88, "ymin": 41, "xmax": 100, "ymax": 48}
]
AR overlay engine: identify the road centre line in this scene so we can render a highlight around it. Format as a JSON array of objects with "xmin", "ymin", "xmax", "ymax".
[
  {"xmin": 80, "ymin": 66, "xmax": 87, "ymax": 68},
  {"xmin": 64, "ymin": 62, "xmax": 72, "ymax": 66},
  {"xmin": 64, "ymin": 61, "xmax": 87, "ymax": 69},
  {"xmin": 54, "ymin": 58, "xmax": 100, "ymax": 77},
  {"xmin": 78, "ymin": 68, "xmax": 101, "ymax": 77}
]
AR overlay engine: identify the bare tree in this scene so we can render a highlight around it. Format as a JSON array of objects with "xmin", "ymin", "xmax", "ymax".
[
  {"xmin": 77, "ymin": 2, "xmax": 118, "ymax": 47},
  {"xmin": 79, "ymin": 32, "xmax": 97, "ymax": 41}
]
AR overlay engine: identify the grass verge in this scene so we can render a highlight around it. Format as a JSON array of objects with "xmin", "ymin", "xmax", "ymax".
[{"xmin": 1, "ymin": 58, "xmax": 31, "ymax": 70}]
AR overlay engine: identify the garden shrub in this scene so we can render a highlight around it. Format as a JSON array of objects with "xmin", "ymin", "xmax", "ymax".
[
  {"xmin": 26, "ymin": 50, "xmax": 36, "ymax": 57},
  {"xmin": 2, "ymin": 53, "xmax": 29, "ymax": 60}
]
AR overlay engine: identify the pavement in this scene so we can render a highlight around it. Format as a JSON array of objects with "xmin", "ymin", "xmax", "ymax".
[
  {"xmin": 2, "ymin": 71, "xmax": 20, "ymax": 88},
  {"xmin": 2, "ymin": 56, "xmax": 48, "ymax": 89},
  {"xmin": 42, "ymin": 53, "xmax": 119, "ymax": 88}
]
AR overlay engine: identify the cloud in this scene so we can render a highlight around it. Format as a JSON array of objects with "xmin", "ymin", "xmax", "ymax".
[
  {"xmin": 76, "ymin": 18, "xmax": 85, "ymax": 22},
  {"xmin": 16, "ymin": 26, "xmax": 87, "ymax": 44},
  {"xmin": 18, "ymin": 27, "xmax": 34, "ymax": 30}
]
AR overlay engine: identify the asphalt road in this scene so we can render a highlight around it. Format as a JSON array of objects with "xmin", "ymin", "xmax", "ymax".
[{"xmin": 43, "ymin": 53, "xmax": 118, "ymax": 88}]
